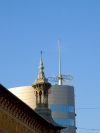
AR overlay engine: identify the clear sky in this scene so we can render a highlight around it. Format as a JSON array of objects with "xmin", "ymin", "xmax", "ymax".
[{"xmin": 0, "ymin": 0, "xmax": 100, "ymax": 132}]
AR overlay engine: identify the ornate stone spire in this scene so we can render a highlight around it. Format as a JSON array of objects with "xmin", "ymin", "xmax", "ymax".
[
  {"xmin": 32, "ymin": 54, "xmax": 59, "ymax": 126},
  {"xmin": 32, "ymin": 52, "xmax": 51, "ymax": 108},
  {"xmin": 33, "ymin": 52, "xmax": 50, "ymax": 85}
]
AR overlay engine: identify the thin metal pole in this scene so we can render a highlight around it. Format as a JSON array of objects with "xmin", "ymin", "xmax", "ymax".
[
  {"xmin": 58, "ymin": 39, "xmax": 61, "ymax": 75},
  {"xmin": 58, "ymin": 39, "xmax": 62, "ymax": 85}
]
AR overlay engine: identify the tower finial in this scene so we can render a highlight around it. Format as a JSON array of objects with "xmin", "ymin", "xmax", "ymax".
[
  {"xmin": 40, "ymin": 51, "xmax": 42, "ymax": 57},
  {"xmin": 39, "ymin": 51, "xmax": 44, "ymax": 74},
  {"xmin": 32, "ymin": 52, "xmax": 50, "ymax": 85}
]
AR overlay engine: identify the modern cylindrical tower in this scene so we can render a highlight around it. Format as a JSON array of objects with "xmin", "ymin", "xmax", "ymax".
[{"xmin": 48, "ymin": 85, "xmax": 76, "ymax": 133}]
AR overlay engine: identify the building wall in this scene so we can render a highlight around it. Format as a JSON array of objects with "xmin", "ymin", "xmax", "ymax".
[
  {"xmin": 8, "ymin": 86, "xmax": 36, "ymax": 109},
  {"xmin": 0, "ymin": 108, "xmax": 35, "ymax": 133},
  {"xmin": 8, "ymin": 85, "xmax": 76, "ymax": 133},
  {"xmin": 48, "ymin": 85, "xmax": 76, "ymax": 133}
]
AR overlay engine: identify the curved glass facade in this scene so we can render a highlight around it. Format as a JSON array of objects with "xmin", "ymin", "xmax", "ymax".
[
  {"xmin": 61, "ymin": 132, "xmax": 72, "ymax": 133},
  {"xmin": 50, "ymin": 104, "xmax": 74, "ymax": 112},
  {"xmin": 53, "ymin": 118, "xmax": 74, "ymax": 126}
]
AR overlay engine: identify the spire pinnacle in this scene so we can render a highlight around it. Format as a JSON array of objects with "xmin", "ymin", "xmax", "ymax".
[
  {"xmin": 40, "ymin": 51, "xmax": 42, "ymax": 57},
  {"xmin": 32, "ymin": 52, "xmax": 50, "ymax": 85},
  {"xmin": 39, "ymin": 51, "xmax": 44, "ymax": 73}
]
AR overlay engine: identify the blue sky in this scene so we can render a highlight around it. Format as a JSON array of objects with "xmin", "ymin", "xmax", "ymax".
[{"xmin": 0, "ymin": 0, "xmax": 100, "ymax": 132}]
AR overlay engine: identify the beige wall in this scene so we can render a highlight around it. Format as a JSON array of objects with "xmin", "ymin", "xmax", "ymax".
[{"xmin": 8, "ymin": 86, "xmax": 36, "ymax": 109}]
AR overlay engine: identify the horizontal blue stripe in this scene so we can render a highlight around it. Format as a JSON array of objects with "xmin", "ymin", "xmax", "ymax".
[
  {"xmin": 53, "ymin": 118, "xmax": 74, "ymax": 126},
  {"xmin": 49, "ymin": 104, "xmax": 74, "ymax": 112}
]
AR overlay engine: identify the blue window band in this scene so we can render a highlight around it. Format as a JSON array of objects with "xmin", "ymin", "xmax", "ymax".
[
  {"xmin": 61, "ymin": 132, "xmax": 72, "ymax": 133},
  {"xmin": 53, "ymin": 118, "xmax": 74, "ymax": 126},
  {"xmin": 49, "ymin": 104, "xmax": 74, "ymax": 112}
]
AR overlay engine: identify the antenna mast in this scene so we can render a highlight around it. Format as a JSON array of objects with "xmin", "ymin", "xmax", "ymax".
[
  {"xmin": 48, "ymin": 39, "xmax": 73, "ymax": 86},
  {"xmin": 58, "ymin": 39, "xmax": 62, "ymax": 85},
  {"xmin": 58, "ymin": 39, "xmax": 61, "ymax": 75}
]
